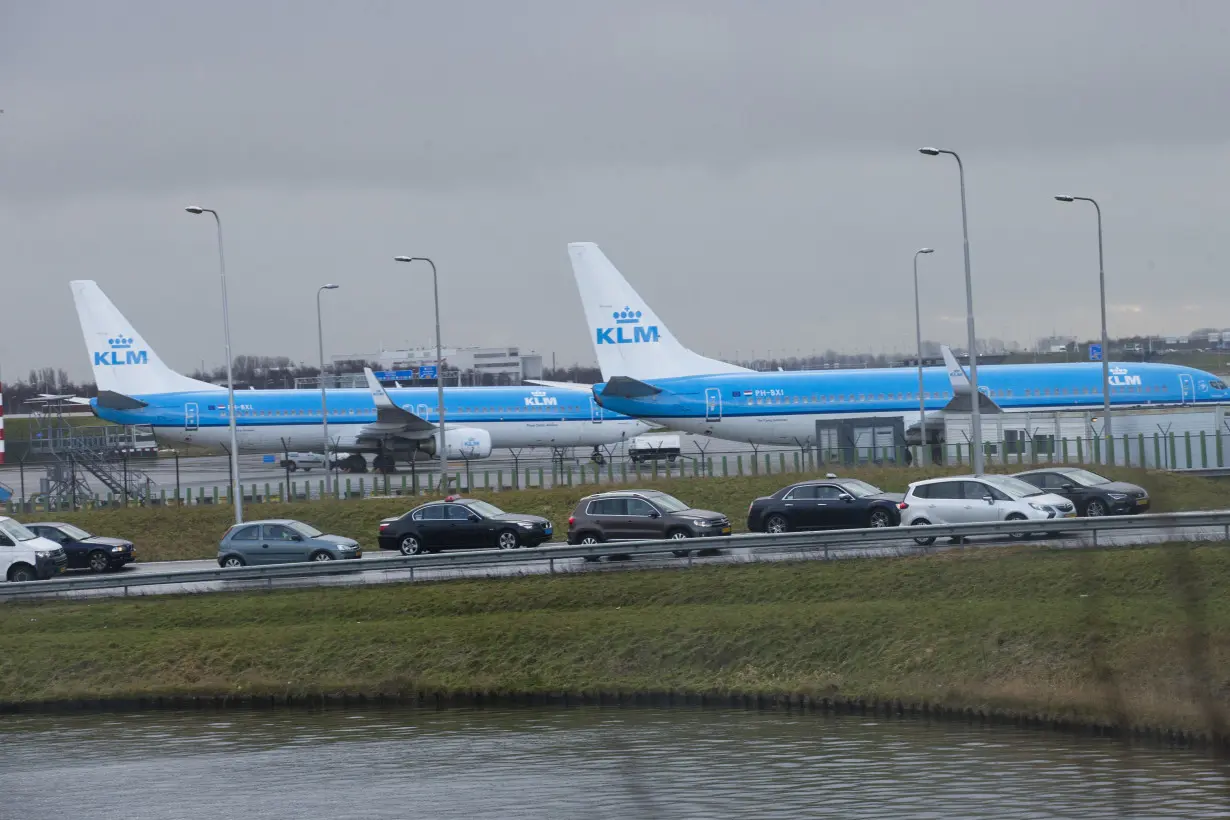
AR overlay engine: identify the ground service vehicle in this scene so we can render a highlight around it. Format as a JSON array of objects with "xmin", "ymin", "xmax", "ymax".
[
  {"xmin": 566, "ymin": 489, "xmax": 731, "ymax": 557},
  {"xmin": 26, "ymin": 522, "xmax": 136, "ymax": 572},
  {"xmin": 1012, "ymin": 467, "xmax": 1149, "ymax": 517},
  {"xmin": 0, "ymin": 517, "xmax": 68, "ymax": 582},
  {"xmin": 627, "ymin": 434, "xmax": 682, "ymax": 464},
  {"xmin": 378, "ymin": 497, "xmax": 553, "ymax": 555},
  {"xmin": 217, "ymin": 520, "xmax": 362, "ymax": 566},
  {"xmin": 746, "ymin": 478, "xmax": 903, "ymax": 533},
  {"xmin": 900, "ymin": 475, "xmax": 1076, "ymax": 545},
  {"xmin": 279, "ymin": 452, "xmax": 326, "ymax": 471}
]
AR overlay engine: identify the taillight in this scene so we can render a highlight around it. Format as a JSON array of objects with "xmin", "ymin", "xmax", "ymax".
[
  {"xmin": 568, "ymin": 516, "xmax": 575, "ymax": 526},
  {"xmin": 379, "ymin": 523, "xmax": 389, "ymax": 531},
  {"xmin": 897, "ymin": 502, "xmax": 909, "ymax": 510}
]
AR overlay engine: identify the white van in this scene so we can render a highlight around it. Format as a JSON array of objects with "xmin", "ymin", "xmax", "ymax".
[
  {"xmin": 900, "ymin": 475, "xmax": 1076, "ymax": 545},
  {"xmin": 0, "ymin": 517, "xmax": 68, "ymax": 582}
]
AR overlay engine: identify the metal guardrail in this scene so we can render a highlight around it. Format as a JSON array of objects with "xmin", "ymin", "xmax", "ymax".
[{"xmin": 2, "ymin": 510, "xmax": 1229, "ymax": 601}]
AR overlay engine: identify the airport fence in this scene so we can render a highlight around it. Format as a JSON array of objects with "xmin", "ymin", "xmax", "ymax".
[{"xmin": 4, "ymin": 428, "xmax": 1230, "ymax": 515}]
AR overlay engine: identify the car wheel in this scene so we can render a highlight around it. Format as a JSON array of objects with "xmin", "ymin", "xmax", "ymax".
[
  {"xmin": 497, "ymin": 529, "xmax": 520, "ymax": 550},
  {"xmin": 309, "ymin": 550, "xmax": 334, "ymax": 562},
  {"xmin": 765, "ymin": 514, "xmax": 789, "ymax": 534},
  {"xmin": 87, "ymin": 549, "xmax": 111, "ymax": 573},
  {"xmin": 400, "ymin": 535, "xmax": 425, "ymax": 556},
  {"xmin": 911, "ymin": 519, "xmax": 936, "ymax": 546},
  {"xmin": 221, "ymin": 555, "xmax": 245, "ymax": 568},
  {"xmin": 1006, "ymin": 513, "xmax": 1029, "ymax": 540},
  {"xmin": 7, "ymin": 563, "xmax": 37, "ymax": 583},
  {"xmin": 286, "ymin": 461, "xmax": 298, "ymax": 472},
  {"xmin": 1085, "ymin": 499, "xmax": 1107, "ymax": 517},
  {"xmin": 868, "ymin": 509, "xmax": 892, "ymax": 528}
]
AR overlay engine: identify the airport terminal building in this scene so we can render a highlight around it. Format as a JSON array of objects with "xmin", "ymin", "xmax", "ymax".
[{"xmin": 331, "ymin": 345, "xmax": 544, "ymax": 385}]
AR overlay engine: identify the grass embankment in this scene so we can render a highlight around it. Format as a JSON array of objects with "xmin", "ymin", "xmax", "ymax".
[
  {"xmin": 3, "ymin": 544, "xmax": 1230, "ymax": 734},
  {"xmin": 41, "ymin": 466, "xmax": 1230, "ymax": 563}
]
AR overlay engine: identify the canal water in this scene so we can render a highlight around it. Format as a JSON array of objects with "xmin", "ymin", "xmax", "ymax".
[{"xmin": 1, "ymin": 706, "xmax": 1227, "ymax": 819}]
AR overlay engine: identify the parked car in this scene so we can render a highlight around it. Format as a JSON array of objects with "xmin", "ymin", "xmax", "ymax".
[
  {"xmin": 25, "ymin": 522, "xmax": 136, "ymax": 572},
  {"xmin": 627, "ymin": 434, "xmax": 682, "ymax": 464},
  {"xmin": 566, "ymin": 489, "xmax": 731, "ymax": 557},
  {"xmin": 217, "ymin": 519, "xmax": 362, "ymax": 567},
  {"xmin": 1012, "ymin": 467, "xmax": 1150, "ymax": 517},
  {"xmin": 279, "ymin": 452, "xmax": 325, "ymax": 472},
  {"xmin": 0, "ymin": 516, "xmax": 67, "ymax": 582},
  {"xmin": 378, "ymin": 496, "xmax": 553, "ymax": 555},
  {"xmin": 747, "ymin": 478, "xmax": 903, "ymax": 533},
  {"xmin": 900, "ymin": 474, "xmax": 1076, "ymax": 545}
]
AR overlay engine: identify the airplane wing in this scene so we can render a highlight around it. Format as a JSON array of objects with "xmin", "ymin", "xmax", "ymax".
[
  {"xmin": 360, "ymin": 368, "xmax": 438, "ymax": 438},
  {"xmin": 939, "ymin": 346, "xmax": 1002, "ymax": 414},
  {"xmin": 524, "ymin": 379, "xmax": 594, "ymax": 391}
]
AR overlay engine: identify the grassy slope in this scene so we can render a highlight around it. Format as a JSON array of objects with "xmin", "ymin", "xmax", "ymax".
[
  {"xmin": 3, "ymin": 545, "xmax": 1229, "ymax": 732},
  {"xmin": 36, "ymin": 466, "xmax": 1230, "ymax": 563}
]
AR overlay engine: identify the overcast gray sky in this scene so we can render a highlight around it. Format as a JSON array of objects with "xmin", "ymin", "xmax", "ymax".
[{"xmin": 3, "ymin": 0, "xmax": 1229, "ymax": 381}]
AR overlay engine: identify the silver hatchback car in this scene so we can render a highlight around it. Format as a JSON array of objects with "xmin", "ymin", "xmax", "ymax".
[{"xmin": 217, "ymin": 519, "xmax": 362, "ymax": 567}]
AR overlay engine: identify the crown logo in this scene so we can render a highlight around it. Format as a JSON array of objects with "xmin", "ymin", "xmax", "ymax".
[
  {"xmin": 613, "ymin": 307, "xmax": 642, "ymax": 325},
  {"xmin": 531, "ymin": 389, "xmax": 547, "ymax": 397},
  {"xmin": 108, "ymin": 335, "xmax": 134, "ymax": 349}
]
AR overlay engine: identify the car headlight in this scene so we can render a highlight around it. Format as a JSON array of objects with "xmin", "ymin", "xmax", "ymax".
[
  {"xmin": 1028, "ymin": 503, "xmax": 1053, "ymax": 513},
  {"xmin": 1108, "ymin": 493, "xmax": 1127, "ymax": 500},
  {"xmin": 35, "ymin": 550, "xmax": 55, "ymax": 558},
  {"xmin": 110, "ymin": 546, "xmax": 126, "ymax": 552},
  {"xmin": 517, "ymin": 522, "xmax": 537, "ymax": 529},
  {"xmin": 692, "ymin": 519, "xmax": 715, "ymax": 527}
]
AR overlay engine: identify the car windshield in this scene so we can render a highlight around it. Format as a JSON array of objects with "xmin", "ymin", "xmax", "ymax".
[
  {"xmin": 466, "ymin": 500, "xmax": 505, "ymax": 518},
  {"xmin": 287, "ymin": 521, "xmax": 323, "ymax": 538},
  {"xmin": 649, "ymin": 494, "xmax": 690, "ymax": 512},
  {"xmin": 0, "ymin": 518, "xmax": 38, "ymax": 542},
  {"xmin": 837, "ymin": 479, "xmax": 882, "ymax": 498},
  {"xmin": 1061, "ymin": 469, "xmax": 1110, "ymax": 487},
  {"xmin": 57, "ymin": 524, "xmax": 92, "ymax": 540},
  {"xmin": 980, "ymin": 475, "xmax": 1045, "ymax": 498}
]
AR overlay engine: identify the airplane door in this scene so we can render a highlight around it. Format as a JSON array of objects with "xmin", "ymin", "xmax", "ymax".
[
  {"xmin": 1180, "ymin": 374, "xmax": 1195, "ymax": 404},
  {"xmin": 184, "ymin": 403, "xmax": 199, "ymax": 431},
  {"xmin": 705, "ymin": 388, "xmax": 722, "ymax": 422},
  {"xmin": 590, "ymin": 397, "xmax": 603, "ymax": 424}
]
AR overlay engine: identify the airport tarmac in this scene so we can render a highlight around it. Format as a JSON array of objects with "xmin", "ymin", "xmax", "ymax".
[
  {"xmin": 0, "ymin": 435, "xmax": 804, "ymax": 502},
  {"xmin": 20, "ymin": 519, "xmax": 1228, "ymax": 601}
]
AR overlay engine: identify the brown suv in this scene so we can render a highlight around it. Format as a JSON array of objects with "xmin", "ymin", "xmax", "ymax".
[{"xmin": 566, "ymin": 489, "xmax": 731, "ymax": 556}]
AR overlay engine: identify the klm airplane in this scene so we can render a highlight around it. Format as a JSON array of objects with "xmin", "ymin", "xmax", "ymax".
[
  {"xmin": 71, "ymin": 280, "xmax": 652, "ymax": 471},
  {"xmin": 563, "ymin": 242, "xmax": 1230, "ymax": 447}
]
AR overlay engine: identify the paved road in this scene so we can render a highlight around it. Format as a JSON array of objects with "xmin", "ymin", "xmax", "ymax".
[{"xmin": 22, "ymin": 519, "xmax": 1228, "ymax": 601}]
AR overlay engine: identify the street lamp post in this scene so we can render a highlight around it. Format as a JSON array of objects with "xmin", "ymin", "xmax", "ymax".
[
  {"xmin": 913, "ymin": 248, "xmax": 934, "ymax": 466},
  {"xmin": 394, "ymin": 256, "xmax": 447, "ymax": 489},
  {"xmin": 919, "ymin": 147, "xmax": 984, "ymax": 474},
  {"xmin": 1055, "ymin": 195, "xmax": 1112, "ymax": 453},
  {"xmin": 317, "ymin": 284, "xmax": 340, "ymax": 497},
  {"xmin": 185, "ymin": 206, "xmax": 243, "ymax": 524}
]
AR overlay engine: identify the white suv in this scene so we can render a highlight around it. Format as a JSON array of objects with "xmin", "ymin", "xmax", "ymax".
[{"xmin": 900, "ymin": 474, "xmax": 1076, "ymax": 545}]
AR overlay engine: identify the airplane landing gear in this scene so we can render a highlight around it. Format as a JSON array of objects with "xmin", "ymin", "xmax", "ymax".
[
  {"xmin": 372, "ymin": 453, "xmax": 398, "ymax": 474},
  {"xmin": 334, "ymin": 454, "xmax": 368, "ymax": 473},
  {"xmin": 590, "ymin": 446, "xmax": 606, "ymax": 465}
]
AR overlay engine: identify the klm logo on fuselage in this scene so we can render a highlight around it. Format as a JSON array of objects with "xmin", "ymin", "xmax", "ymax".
[
  {"xmin": 94, "ymin": 335, "xmax": 148, "ymax": 367},
  {"xmin": 525, "ymin": 390, "xmax": 558, "ymax": 407},
  {"xmin": 1108, "ymin": 366, "xmax": 1141, "ymax": 387},
  {"xmin": 596, "ymin": 306, "xmax": 659, "ymax": 345}
]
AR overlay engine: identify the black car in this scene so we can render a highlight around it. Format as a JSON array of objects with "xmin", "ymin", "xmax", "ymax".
[
  {"xmin": 25, "ymin": 522, "xmax": 136, "ymax": 572},
  {"xmin": 1012, "ymin": 468, "xmax": 1150, "ymax": 517},
  {"xmin": 378, "ymin": 496, "xmax": 553, "ymax": 555},
  {"xmin": 746, "ymin": 478, "xmax": 904, "ymax": 533}
]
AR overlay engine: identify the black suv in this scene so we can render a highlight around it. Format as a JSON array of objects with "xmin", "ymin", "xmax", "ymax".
[
  {"xmin": 378, "ymin": 496, "xmax": 553, "ymax": 555},
  {"xmin": 746, "ymin": 478, "xmax": 903, "ymax": 533},
  {"xmin": 1012, "ymin": 467, "xmax": 1150, "ymax": 517},
  {"xmin": 566, "ymin": 490, "xmax": 731, "ymax": 555}
]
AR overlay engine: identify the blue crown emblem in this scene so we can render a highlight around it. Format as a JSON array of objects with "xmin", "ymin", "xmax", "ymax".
[
  {"xmin": 613, "ymin": 307, "xmax": 643, "ymax": 325},
  {"xmin": 108, "ymin": 335, "xmax": 134, "ymax": 349}
]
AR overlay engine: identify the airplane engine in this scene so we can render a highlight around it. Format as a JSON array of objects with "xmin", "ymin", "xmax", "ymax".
[{"xmin": 415, "ymin": 428, "xmax": 494, "ymax": 460}]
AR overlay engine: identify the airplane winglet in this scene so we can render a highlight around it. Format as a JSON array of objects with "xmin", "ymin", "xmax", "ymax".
[
  {"xmin": 940, "ymin": 346, "xmax": 971, "ymax": 394},
  {"xmin": 363, "ymin": 367, "xmax": 395, "ymax": 408}
]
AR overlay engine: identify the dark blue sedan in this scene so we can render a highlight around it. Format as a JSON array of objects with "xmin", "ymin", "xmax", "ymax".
[{"xmin": 26, "ymin": 522, "xmax": 136, "ymax": 572}]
